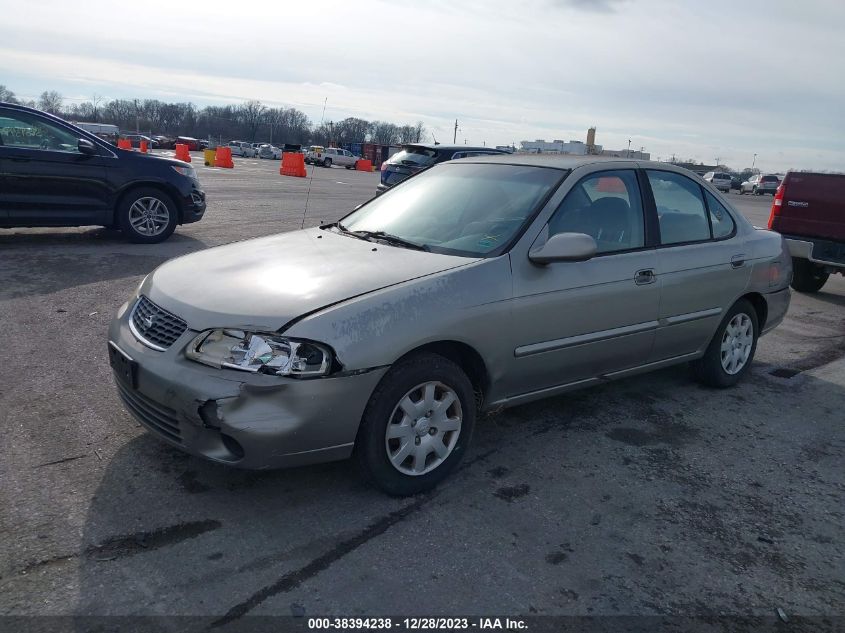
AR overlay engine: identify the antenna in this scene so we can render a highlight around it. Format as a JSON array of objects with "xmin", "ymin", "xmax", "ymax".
[
  {"xmin": 301, "ymin": 97, "xmax": 328, "ymax": 229},
  {"xmin": 432, "ymin": 132, "xmax": 439, "ymax": 145}
]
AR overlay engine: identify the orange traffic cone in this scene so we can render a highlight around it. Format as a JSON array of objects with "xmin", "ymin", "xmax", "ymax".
[
  {"xmin": 355, "ymin": 159, "xmax": 373, "ymax": 172},
  {"xmin": 139, "ymin": 140, "xmax": 148, "ymax": 153},
  {"xmin": 117, "ymin": 139, "xmax": 132, "ymax": 150}
]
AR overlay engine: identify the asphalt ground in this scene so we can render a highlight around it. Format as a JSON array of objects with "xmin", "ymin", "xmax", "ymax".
[{"xmin": 1, "ymin": 153, "xmax": 843, "ymax": 625}]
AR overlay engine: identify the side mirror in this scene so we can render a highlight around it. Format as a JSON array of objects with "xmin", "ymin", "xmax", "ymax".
[
  {"xmin": 529, "ymin": 232, "xmax": 597, "ymax": 265},
  {"xmin": 78, "ymin": 138, "xmax": 97, "ymax": 155}
]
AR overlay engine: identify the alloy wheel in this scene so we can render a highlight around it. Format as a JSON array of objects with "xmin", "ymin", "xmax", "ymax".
[{"xmin": 128, "ymin": 197, "xmax": 170, "ymax": 236}]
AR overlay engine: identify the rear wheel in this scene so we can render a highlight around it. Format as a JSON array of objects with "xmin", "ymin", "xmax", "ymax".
[
  {"xmin": 691, "ymin": 299, "xmax": 759, "ymax": 388},
  {"xmin": 791, "ymin": 258, "xmax": 829, "ymax": 293},
  {"xmin": 118, "ymin": 188, "xmax": 177, "ymax": 244},
  {"xmin": 323, "ymin": 158, "xmax": 332, "ymax": 168},
  {"xmin": 355, "ymin": 353, "xmax": 475, "ymax": 496}
]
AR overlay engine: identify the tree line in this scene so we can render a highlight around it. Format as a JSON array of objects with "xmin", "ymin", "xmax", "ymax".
[{"xmin": 0, "ymin": 86, "xmax": 427, "ymax": 147}]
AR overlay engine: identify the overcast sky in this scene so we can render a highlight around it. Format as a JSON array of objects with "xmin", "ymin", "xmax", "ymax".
[{"xmin": 1, "ymin": 0, "xmax": 842, "ymax": 172}]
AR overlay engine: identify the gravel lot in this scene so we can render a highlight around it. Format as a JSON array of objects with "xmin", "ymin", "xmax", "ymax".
[{"xmin": 1, "ymin": 155, "xmax": 843, "ymax": 624}]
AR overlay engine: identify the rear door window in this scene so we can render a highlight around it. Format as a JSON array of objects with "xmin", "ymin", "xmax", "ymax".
[
  {"xmin": 704, "ymin": 191, "xmax": 736, "ymax": 239},
  {"xmin": 647, "ymin": 170, "xmax": 711, "ymax": 245}
]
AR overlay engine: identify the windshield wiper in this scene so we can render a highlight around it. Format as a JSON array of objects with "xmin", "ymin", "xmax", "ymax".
[{"xmin": 349, "ymin": 230, "xmax": 429, "ymax": 251}]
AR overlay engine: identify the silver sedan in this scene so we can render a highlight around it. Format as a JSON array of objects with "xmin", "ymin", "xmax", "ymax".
[{"xmin": 108, "ymin": 156, "xmax": 791, "ymax": 495}]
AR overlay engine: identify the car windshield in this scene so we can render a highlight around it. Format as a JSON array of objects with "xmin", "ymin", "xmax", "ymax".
[
  {"xmin": 389, "ymin": 147, "xmax": 438, "ymax": 167},
  {"xmin": 335, "ymin": 163, "xmax": 565, "ymax": 257}
]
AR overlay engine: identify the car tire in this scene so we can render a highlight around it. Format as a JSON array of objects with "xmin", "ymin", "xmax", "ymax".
[
  {"xmin": 117, "ymin": 187, "xmax": 178, "ymax": 244},
  {"xmin": 323, "ymin": 158, "xmax": 332, "ymax": 168},
  {"xmin": 354, "ymin": 352, "xmax": 476, "ymax": 497},
  {"xmin": 691, "ymin": 299, "xmax": 759, "ymax": 389},
  {"xmin": 753, "ymin": 187, "xmax": 759, "ymax": 195},
  {"xmin": 791, "ymin": 258, "xmax": 829, "ymax": 293}
]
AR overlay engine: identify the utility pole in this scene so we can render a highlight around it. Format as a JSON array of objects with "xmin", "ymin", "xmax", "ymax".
[
  {"xmin": 627, "ymin": 139, "xmax": 631, "ymax": 158},
  {"xmin": 453, "ymin": 119, "xmax": 459, "ymax": 144},
  {"xmin": 715, "ymin": 156, "xmax": 721, "ymax": 166},
  {"xmin": 752, "ymin": 153, "xmax": 757, "ymax": 171},
  {"xmin": 134, "ymin": 98, "xmax": 140, "ymax": 133}
]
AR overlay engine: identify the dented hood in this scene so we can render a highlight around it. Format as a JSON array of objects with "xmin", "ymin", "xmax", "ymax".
[{"xmin": 142, "ymin": 228, "xmax": 478, "ymax": 332}]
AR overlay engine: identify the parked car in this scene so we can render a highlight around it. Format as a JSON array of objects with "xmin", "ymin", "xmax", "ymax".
[
  {"xmin": 258, "ymin": 144, "xmax": 282, "ymax": 159},
  {"xmin": 108, "ymin": 156, "xmax": 790, "ymax": 495},
  {"xmin": 731, "ymin": 176, "xmax": 742, "ymax": 191},
  {"xmin": 740, "ymin": 173, "xmax": 780, "ymax": 195},
  {"xmin": 318, "ymin": 147, "xmax": 360, "ymax": 168},
  {"xmin": 0, "ymin": 102, "xmax": 206, "ymax": 243},
  {"xmin": 175, "ymin": 136, "xmax": 202, "ymax": 151},
  {"xmin": 305, "ymin": 145, "xmax": 325, "ymax": 165},
  {"xmin": 228, "ymin": 140, "xmax": 255, "ymax": 158},
  {"xmin": 151, "ymin": 135, "xmax": 175, "ymax": 149},
  {"xmin": 251, "ymin": 143, "xmax": 263, "ymax": 155},
  {"xmin": 703, "ymin": 171, "xmax": 732, "ymax": 193},
  {"xmin": 768, "ymin": 171, "xmax": 845, "ymax": 293},
  {"xmin": 122, "ymin": 133, "xmax": 153, "ymax": 148},
  {"xmin": 377, "ymin": 143, "xmax": 508, "ymax": 194}
]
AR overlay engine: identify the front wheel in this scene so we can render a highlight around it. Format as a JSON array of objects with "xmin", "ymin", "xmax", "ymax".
[
  {"xmin": 691, "ymin": 299, "xmax": 759, "ymax": 388},
  {"xmin": 791, "ymin": 258, "xmax": 829, "ymax": 293},
  {"xmin": 355, "ymin": 353, "xmax": 476, "ymax": 496},
  {"xmin": 118, "ymin": 188, "xmax": 177, "ymax": 244},
  {"xmin": 323, "ymin": 158, "xmax": 332, "ymax": 167}
]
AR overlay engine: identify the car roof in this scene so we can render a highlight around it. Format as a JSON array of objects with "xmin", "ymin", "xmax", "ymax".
[
  {"xmin": 403, "ymin": 143, "xmax": 507, "ymax": 153},
  {"xmin": 459, "ymin": 153, "xmax": 680, "ymax": 172}
]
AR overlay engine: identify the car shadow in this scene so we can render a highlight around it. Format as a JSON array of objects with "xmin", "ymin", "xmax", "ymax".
[
  {"xmin": 50, "ymin": 361, "xmax": 845, "ymax": 619},
  {"xmin": 0, "ymin": 229, "xmax": 208, "ymax": 299}
]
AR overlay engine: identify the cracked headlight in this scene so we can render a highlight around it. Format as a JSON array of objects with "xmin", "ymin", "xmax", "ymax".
[{"xmin": 186, "ymin": 330, "xmax": 332, "ymax": 377}]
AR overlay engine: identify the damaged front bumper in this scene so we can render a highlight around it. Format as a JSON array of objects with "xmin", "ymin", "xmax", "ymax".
[{"xmin": 108, "ymin": 302, "xmax": 388, "ymax": 469}]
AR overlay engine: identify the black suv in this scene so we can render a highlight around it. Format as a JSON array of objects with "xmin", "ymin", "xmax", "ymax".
[
  {"xmin": 0, "ymin": 103, "xmax": 206, "ymax": 243},
  {"xmin": 377, "ymin": 143, "xmax": 508, "ymax": 194}
]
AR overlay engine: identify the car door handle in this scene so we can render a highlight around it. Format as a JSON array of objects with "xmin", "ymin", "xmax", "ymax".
[
  {"xmin": 731, "ymin": 254, "xmax": 746, "ymax": 268},
  {"xmin": 634, "ymin": 269, "xmax": 656, "ymax": 285}
]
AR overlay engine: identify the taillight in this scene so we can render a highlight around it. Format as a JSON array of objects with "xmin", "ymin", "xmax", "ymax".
[
  {"xmin": 768, "ymin": 184, "xmax": 785, "ymax": 229},
  {"xmin": 380, "ymin": 161, "xmax": 389, "ymax": 172}
]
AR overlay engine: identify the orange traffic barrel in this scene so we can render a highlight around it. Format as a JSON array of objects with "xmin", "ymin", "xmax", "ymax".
[
  {"xmin": 280, "ymin": 152, "xmax": 306, "ymax": 177},
  {"xmin": 174, "ymin": 144, "xmax": 191, "ymax": 162},
  {"xmin": 214, "ymin": 146, "xmax": 234, "ymax": 168}
]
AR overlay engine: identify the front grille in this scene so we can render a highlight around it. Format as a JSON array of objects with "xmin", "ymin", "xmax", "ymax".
[
  {"xmin": 130, "ymin": 296, "xmax": 187, "ymax": 350},
  {"xmin": 116, "ymin": 380, "xmax": 182, "ymax": 444}
]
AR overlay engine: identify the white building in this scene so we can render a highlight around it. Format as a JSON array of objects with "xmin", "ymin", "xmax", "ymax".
[{"xmin": 519, "ymin": 139, "xmax": 602, "ymax": 155}]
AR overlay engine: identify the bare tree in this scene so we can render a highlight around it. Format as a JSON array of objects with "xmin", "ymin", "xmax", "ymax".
[
  {"xmin": 0, "ymin": 85, "xmax": 18, "ymax": 104},
  {"xmin": 238, "ymin": 100, "xmax": 266, "ymax": 141},
  {"xmin": 38, "ymin": 90, "xmax": 63, "ymax": 115},
  {"xmin": 413, "ymin": 121, "xmax": 426, "ymax": 143},
  {"xmin": 334, "ymin": 117, "xmax": 370, "ymax": 145},
  {"xmin": 369, "ymin": 121, "xmax": 400, "ymax": 145}
]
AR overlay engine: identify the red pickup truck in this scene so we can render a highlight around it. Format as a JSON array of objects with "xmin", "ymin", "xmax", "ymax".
[{"xmin": 768, "ymin": 171, "xmax": 845, "ymax": 292}]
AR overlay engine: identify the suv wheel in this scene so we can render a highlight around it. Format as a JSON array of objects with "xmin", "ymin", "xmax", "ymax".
[
  {"xmin": 118, "ymin": 188, "xmax": 177, "ymax": 244},
  {"xmin": 791, "ymin": 258, "xmax": 829, "ymax": 293},
  {"xmin": 355, "ymin": 352, "xmax": 475, "ymax": 496},
  {"xmin": 691, "ymin": 299, "xmax": 758, "ymax": 388},
  {"xmin": 323, "ymin": 158, "xmax": 332, "ymax": 168}
]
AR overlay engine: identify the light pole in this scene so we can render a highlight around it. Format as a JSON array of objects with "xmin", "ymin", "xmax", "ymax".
[
  {"xmin": 627, "ymin": 139, "xmax": 631, "ymax": 158},
  {"xmin": 752, "ymin": 153, "xmax": 757, "ymax": 171}
]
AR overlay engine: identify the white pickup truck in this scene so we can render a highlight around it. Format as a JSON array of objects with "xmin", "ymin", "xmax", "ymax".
[{"xmin": 305, "ymin": 146, "xmax": 360, "ymax": 168}]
